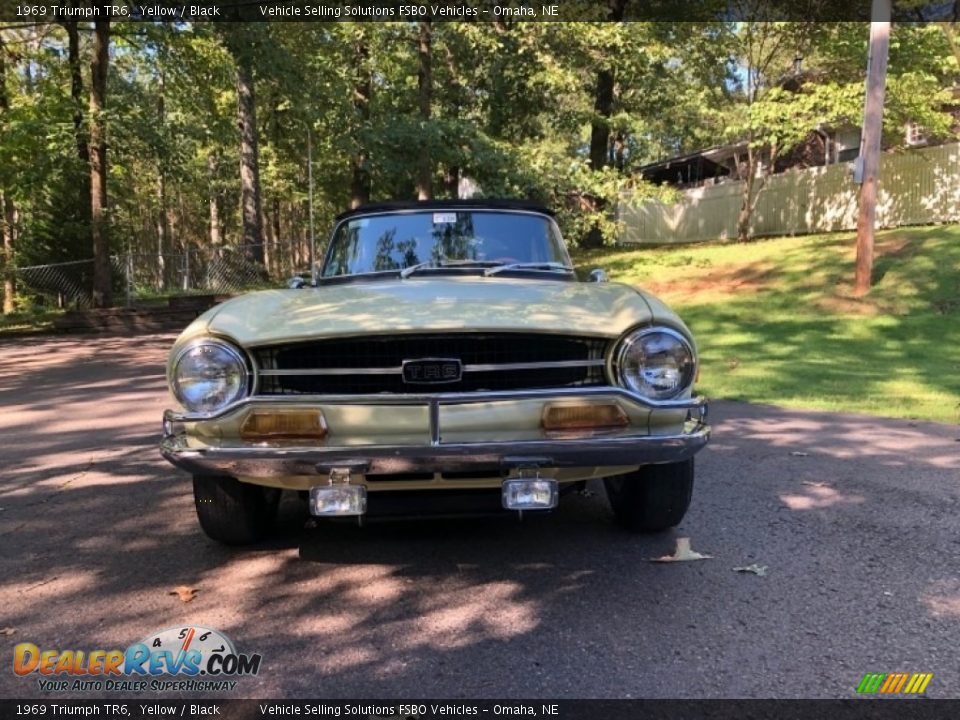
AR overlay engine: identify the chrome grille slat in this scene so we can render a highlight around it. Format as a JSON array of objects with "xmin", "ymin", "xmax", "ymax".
[
  {"xmin": 257, "ymin": 359, "xmax": 606, "ymax": 376},
  {"xmin": 253, "ymin": 333, "xmax": 610, "ymax": 395}
]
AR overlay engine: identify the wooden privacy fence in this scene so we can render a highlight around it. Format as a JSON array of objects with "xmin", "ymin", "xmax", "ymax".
[{"xmin": 618, "ymin": 142, "xmax": 960, "ymax": 245}]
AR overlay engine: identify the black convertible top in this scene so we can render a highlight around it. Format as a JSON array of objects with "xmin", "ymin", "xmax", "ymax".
[{"xmin": 335, "ymin": 198, "xmax": 555, "ymax": 222}]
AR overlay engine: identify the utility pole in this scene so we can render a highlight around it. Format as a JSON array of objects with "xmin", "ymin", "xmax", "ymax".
[{"xmin": 853, "ymin": 0, "xmax": 891, "ymax": 296}]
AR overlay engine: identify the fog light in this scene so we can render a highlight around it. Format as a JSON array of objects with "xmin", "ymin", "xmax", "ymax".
[
  {"xmin": 309, "ymin": 484, "xmax": 367, "ymax": 516},
  {"xmin": 541, "ymin": 402, "xmax": 628, "ymax": 432},
  {"xmin": 240, "ymin": 410, "xmax": 327, "ymax": 442},
  {"xmin": 502, "ymin": 478, "xmax": 558, "ymax": 510}
]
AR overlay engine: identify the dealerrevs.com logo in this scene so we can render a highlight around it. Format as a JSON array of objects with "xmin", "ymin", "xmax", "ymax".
[{"xmin": 13, "ymin": 626, "xmax": 262, "ymax": 693}]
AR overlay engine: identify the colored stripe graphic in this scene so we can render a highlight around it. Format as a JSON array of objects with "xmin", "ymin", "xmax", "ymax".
[
  {"xmin": 857, "ymin": 673, "xmax": 885, "ymax": 694},
  {"xmin": 857, "ymin": 672, "xmax": 932, "ymax": 695}
]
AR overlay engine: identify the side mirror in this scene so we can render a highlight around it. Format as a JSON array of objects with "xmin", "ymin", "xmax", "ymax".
[
  {"xmin": 287, "ymin": 276, "xmax": 306, "ymax": 289},
  {"xmin": 589, "ymin": 268, "xmax": 609, "ymax": 283}
]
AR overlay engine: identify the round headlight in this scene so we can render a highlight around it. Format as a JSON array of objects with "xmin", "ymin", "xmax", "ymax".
[
  {"xmin": 171, "ymin": 339, "xmax": 249, "ymax": 413},
  {"xmin": 614, "ymin": 327, "xmax": 696, "ymax": 399}
]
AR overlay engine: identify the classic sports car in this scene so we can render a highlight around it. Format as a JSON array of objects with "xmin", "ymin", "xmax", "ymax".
[{"xmin": 160, "ymin": 200, "xmax": 710, "ymax": 545}]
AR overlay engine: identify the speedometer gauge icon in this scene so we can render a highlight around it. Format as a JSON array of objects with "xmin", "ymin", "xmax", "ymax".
[{"xmin": 139, "ymin": 625, "xmax": 236, "ymax": 670}]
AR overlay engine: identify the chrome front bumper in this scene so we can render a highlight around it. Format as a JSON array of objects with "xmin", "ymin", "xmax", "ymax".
[{"xmin": 160, "ymin": 388, "xmax": 710, "ymax": 479}]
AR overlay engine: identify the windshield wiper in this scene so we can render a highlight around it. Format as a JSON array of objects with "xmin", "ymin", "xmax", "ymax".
[
  {"xmin": 400, "ymin": 259, "xmax": 503, "ymax": 278},
  {"xmin": 399, "ymin": 260, "xmax": 436, "ymax": 278},
  {"xmin": 483, "ymin": 262, "xmax": 574, "ymax": 277}
]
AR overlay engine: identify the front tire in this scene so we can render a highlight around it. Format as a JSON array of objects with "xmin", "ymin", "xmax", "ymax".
[
  {"xmin": 192, "ymin": 474, "xmax": 281, "ymax": 545},
  {"xmin": 603, "ymin": 459, "xmax": 694, "ymax": 533}
]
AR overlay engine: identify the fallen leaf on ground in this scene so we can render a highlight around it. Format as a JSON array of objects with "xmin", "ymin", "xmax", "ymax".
[
  {"xmin": 650, "ymin": 537, "xmax": 712, "ymax": 563},
  {"xmin": 733, "ymin": 564, "xmax": 768, "ymax": 576},
  {"xmin": 790, "ymin": 451, "xmax": 809, "ymax": 457},
  {"xmin": 169, "ymin": 586, "xmax": 198, "ymax": 603},
  {"xmin": 0, "ymin": 627, "xmax": 15, "ymax": 636}
]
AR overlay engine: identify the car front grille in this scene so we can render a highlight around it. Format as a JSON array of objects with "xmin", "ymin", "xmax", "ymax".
[{"xmin": 252, "ymin": 333, "xmax": 610, "ymax": 395}]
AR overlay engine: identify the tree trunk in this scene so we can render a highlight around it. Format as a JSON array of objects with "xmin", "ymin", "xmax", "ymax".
[
  {"xmin": 272, "ymin": 197, "xmax": 282, "ymax": 274},
  {"xmin": 350, "ymin": 35, "xmax": 372, "ymax": 209},
  {"xmin": 89, "ymin": 20, "xmax": 112, "ymax": 307},
  {"xmin": 63, "ymin": 20, "xmax": 89, "ymax": 164},
  {"xmin": 736, "ymin": 170, "xmax": 755, "ymax": 243},
  {"xmin": 208, "ymin": 152, "xmax": 221, "ymax": 247},
  {"xmin": 236, "ymin": 56, "xmax": 264, "ymax": 261},
  {"xmin": 582, "ymin": 0, "xmax": 626, "ymax": 248},
  {"xmin": 156, "ymin": 173, "xmax": 168, "ymax": 291},
  {"xmin": 589, "ymin": 69, "xmax": 615, "ymax": 172},
  {"xmin": 1, "ymin": 194, "xmax": 14, "ymax": 314},
  {"xmin": 156, "ymin": 75, "xmax": 169, "ymax": 291},
  {"xmin": 415, "ymin": 21, "xmax": 432, "ymax": 201},
  {"xmin": 0, "ymin": 35, "xmax": 15, "ymax": 313},
  {"xmin": 588, "ymin": 0, "xmax": 626, "ymax": 171},
  {"xmin": 582, "ymin": 64, "xmax": 615, "ymax": 248},
  {"xmin": 444, "ymin": 166, "xmax": 459, "ymax": 198}
]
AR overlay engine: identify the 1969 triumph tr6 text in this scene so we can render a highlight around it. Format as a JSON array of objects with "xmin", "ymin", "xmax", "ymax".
[{"xmin": 160, "ymin": 200, "xmax": 710, "ymax": 544}]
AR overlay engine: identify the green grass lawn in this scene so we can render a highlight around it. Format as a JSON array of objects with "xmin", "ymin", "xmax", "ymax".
[{"xmin": 574, "ymin": 225, "xmax": 960, "ymax": 424}]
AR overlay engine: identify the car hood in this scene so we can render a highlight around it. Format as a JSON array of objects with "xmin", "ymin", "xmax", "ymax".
[{"xmin": 190, "ymin": 277, "xmax": 678, "ymax": 347}]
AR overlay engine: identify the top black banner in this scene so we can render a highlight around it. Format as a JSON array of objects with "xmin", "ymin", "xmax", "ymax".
[{"xmin": 1, "ymin": 0, "xmax": 958, "ymax": 23}]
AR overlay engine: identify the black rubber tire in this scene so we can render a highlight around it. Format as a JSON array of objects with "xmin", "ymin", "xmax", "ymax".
[
  {"xmin": 192, "ymin": 475, "xmax": 281, "ymax": 546},
  {"xmin": 603, "ymin": 459, "xmax": 695, "ymax": 533}
]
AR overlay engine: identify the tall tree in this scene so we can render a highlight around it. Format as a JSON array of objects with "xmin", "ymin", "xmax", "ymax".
[
  {"xmin": 220, "ymin": 26, "xmax": 266, "ymax": 261},
  {"xmin": 235, "ymin": 53, "xmax": 264, "ymax": 257},
  {"xmin": 89, "ymin": 20, "xmax": 112, "ymax": 308},
  {"xmin": 350, "ymin": 29, "xmax": 372, "ymax": 208},
  {"xmin": 0, "ymin": 32, "xmax": 15, "ymax": 314},
  {"xmin": 416, "ymin": 20, "xmax": 432, "ymax": 200},
  {"xmin": 724, "ymin": 19, "xmax": 820, "ymax": 242},
  {"xmin": 588, "ymin": 0, "xmax": 627, "ymax": 172}
]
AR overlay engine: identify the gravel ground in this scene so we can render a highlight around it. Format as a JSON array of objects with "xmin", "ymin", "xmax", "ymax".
[{"xmin": 1, "ymin": 333, "xmax": 958, "ymax": 699}]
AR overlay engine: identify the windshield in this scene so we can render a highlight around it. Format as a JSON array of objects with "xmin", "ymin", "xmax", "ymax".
[{"xmin": 321, "ymin": 210, "xmax": 571, "ymax": 278}]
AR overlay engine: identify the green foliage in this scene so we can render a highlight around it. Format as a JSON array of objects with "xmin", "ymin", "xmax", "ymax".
[{"xmin": 0, "ymin": 19, "xmax": 957, "ymax": 268}]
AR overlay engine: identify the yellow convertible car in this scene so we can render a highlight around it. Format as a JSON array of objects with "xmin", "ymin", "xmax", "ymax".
[{"xmin": 160, "ymin": 200, "xmax": 710, "ymax": 544}]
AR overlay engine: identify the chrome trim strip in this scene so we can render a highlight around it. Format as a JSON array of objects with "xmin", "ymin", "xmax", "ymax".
[
  {"xmin": 259, "ymin": 367, "xmax": 399, "ymax": 376},
  {"xmin": 256, "ymin": 359, "xmax": 607, "ymax": 377},
  {"xmin": 160, "ymin": 424, "xmax": 710, "ymax": 478},
  {"xmin": 465, "ymin": 359, "xmax": 605, "ymax": 372},
  {"xmin": 429, "ymin": 399, "xmax": 441, "ymax": 446},
  {"xmin": 164, "ymin": 386, "xmax": 707, "ymax": 422}
]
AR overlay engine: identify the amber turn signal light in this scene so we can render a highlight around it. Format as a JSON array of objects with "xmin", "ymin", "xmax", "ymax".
[
  {"xmin": 541, "ymin": 402, "xmax": 629, "ymax": 432},
  {"xmin": 240, "ymin": 410, "xmax": 328, "ymax": 441}
]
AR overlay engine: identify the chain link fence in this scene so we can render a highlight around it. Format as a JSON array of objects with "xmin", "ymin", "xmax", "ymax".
[{"xmin": 12, "ymin": 242, "xmax": 308, "ymax": 310}]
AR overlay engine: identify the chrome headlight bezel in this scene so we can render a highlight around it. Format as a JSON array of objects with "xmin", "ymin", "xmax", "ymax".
[
  {"xmin": 169, "ymin": 337, "xmax": 250, "ymax": 414},
  {"xmin": 612, "ymin": 326, "xmax": 697, "ymax": 400}
]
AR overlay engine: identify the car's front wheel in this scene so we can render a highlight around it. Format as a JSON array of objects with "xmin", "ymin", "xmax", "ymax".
[
  {"xmin": 192, "ymin": 474, "xmax": 281, "ymax": 545},
  {"xmin": 603, "ymin": 459, "xmax": 694, "ymax": 533}
]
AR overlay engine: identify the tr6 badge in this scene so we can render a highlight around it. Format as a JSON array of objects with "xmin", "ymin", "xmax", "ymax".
[{"xmin": 402, "ymin": 358, "xmax": 462, "ymax": 384}]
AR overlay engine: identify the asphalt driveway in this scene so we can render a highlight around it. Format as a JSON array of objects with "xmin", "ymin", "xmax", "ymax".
[{"xmin": 1, "ymin": 333, "xmax": 958, "ymax": 699}]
